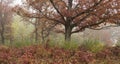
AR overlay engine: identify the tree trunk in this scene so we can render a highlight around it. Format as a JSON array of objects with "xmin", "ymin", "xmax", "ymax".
[
  {"xmin": 65, "ymin": 25, "xmax": 72, "ymax": 42},
  {"xmin": 64, "ymin": 0, "xmax": 73, "ymax": 42},
  {"xmin": 0, "ymin": 21, "xmax": 5, "ymax": 44},
  {"xmin": 1, "ymin": 32, "xmax": 5, "ymax": 44},
  {"xmin": 41, "ymin": 28, "xmax": 45, "ymax": 43},
  {"xmin": 35, "ymin": 26, "xmax": 38, "ymax": 43},
  {"xmin": 35, "ymin": 19, "xmax": 39, "ymax": 43},
  {"xmin": 1, "ymin": 27, "xmax": 5, "ymax": 44}
]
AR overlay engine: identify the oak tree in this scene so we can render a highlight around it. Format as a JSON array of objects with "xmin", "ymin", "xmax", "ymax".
[{"xmin": 14, "ymin": 0, "xmax": 120, "ymax": 42}]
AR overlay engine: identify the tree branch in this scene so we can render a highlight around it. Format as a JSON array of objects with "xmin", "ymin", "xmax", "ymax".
[
  {"xmin": 72, "ymin": 13, "xmax": 90, "ymax": 27},
  {"xmin": 72, "ymin": 0, "xmax": 103, "ymax": 20},
  {"xmin": 43, "ymin": 22, "xmax": 58, "ymax": 38},
  {"xmin": 49, "ymin": 0, "xmax": 66, "ymax": 22},
  {"xmin": 44, "ymin": 16, "xmax": 65, "ymax": 25},
  {"xmin": 88, "ymin": 25, "xmax": 119, "ymax": 30},
  {"xmin": 71, "ymin": 18, "xmax": 106, "ymax": 34}
]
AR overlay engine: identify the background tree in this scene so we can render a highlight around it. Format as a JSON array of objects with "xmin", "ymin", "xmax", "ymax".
[
  {"xmin": 13, "ymin": 0, "xmax": 120, "ymax": 42},
  {"xmin": 28, "ymin": 18, "xmax": 57, "ymax": 43},
  {"xmin": 0, "ymin": 0, "xmax": 13, "ymax": 44},
  {"xmin": 13, "ymin": 0, "xmax": 58, "ymax": 43}
]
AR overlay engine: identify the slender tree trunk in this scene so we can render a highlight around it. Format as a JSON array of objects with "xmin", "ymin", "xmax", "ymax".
[
  {"xmin": 35, "ymin": 19, "xmax": 39, "ymax": 43},
  {"xmin": 41, "ymin": 28, "xmax": 45, "ymax": 43},
  {"xmin": 1, "ymin": 23, "xmax": 5, "ymax": 44},
  {"xmin": 1, "ymin": 32, "xmax": 5, "ymax": 44},
  {"xmin": 35, "ymin": 26, "xmax": 38, "ymax": 43}
]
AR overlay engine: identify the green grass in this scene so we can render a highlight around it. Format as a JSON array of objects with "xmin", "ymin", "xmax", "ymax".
[
  {"xmin": 4, "ymin": 40, "xmax": 36, "ymax": 48},
  {"xmin": 61, "ymin": 40, "xmax": 80, "ymax": 50},
  {"xmin": 81, "ymin": 39, "xmax": 105, "ymax": 53},
  {"xmin": 3, "ymin": 37, "xmax": 105, "ymax": 52},
  {"xmin": 48, "ymin": 38, "xmax": 80, "ymax": 50}
]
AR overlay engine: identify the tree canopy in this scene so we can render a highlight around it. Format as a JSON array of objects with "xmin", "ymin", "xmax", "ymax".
[{"xmin": 13, "ymin": 0, "xmax": 120, "ymax": 42}]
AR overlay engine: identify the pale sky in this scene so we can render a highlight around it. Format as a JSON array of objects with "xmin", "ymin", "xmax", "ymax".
[{"xmin": 13, "ymin": 0, "xmax": 22, "ymax": 6}]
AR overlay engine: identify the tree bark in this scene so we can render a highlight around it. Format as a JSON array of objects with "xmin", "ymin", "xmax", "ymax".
[{"xmin": 65, "ymin": 25, "xmax": 72, "ymax": 42}]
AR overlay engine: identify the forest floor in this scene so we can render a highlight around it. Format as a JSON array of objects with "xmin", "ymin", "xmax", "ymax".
[{"xmin": 0, "ymin": 44, "xmax": 120, "ymax": 64}]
